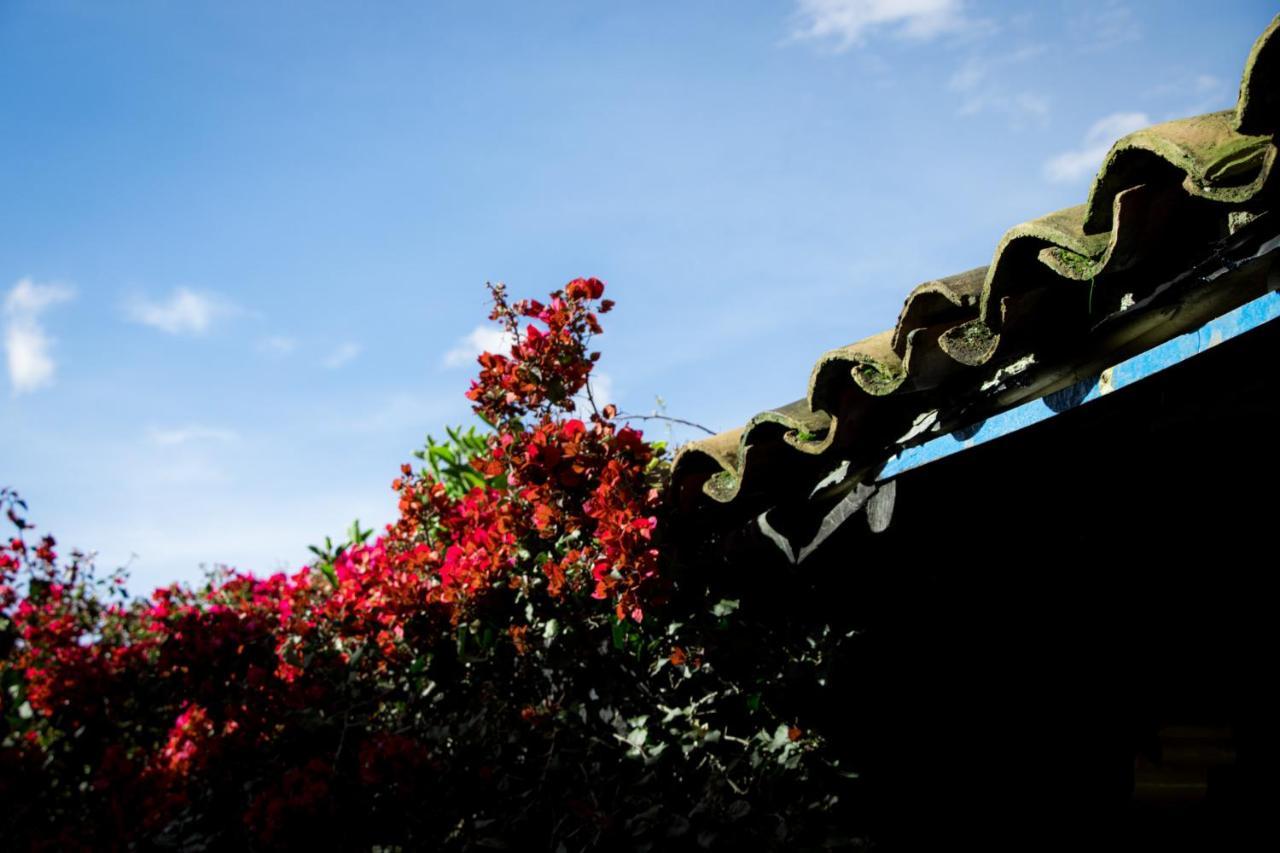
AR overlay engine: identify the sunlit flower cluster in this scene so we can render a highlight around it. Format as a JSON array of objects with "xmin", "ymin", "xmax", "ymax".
[{"xmin": 0, "ymin": 280, "xmax": 700, "ymax": 848}]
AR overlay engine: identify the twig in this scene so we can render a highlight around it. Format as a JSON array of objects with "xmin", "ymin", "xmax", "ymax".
[
  {"xmin": 614, "ymin": 412, "xmax": 716, "ymax": 436},
  {"xmin": 333, "ymin": 703, "xmax": 355, "ymax": 767},
  {"xmin": 583, "ymin": 375, "xmax": 601, "ymax": 418}
]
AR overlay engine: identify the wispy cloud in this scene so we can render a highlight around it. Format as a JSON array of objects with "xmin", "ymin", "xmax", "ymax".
[
  {"xmin": 328, "ymin": 390, "xmax": 464, "ymax": 435},
  {"xmin": 1178, "ymin": 73, "xmax": 1234, "ymax": 116},
  {"xmin": 1193, "ymin": 74, "xmax": 1222, "ymax": 94},
  {"xmin": 147, "ymin": 425, "xmax": 239, "ymax": 446},
  {"xmin": 789, "ymin": 0, "xmax": 968, "ymax": 51},
  {"xmin": 442, "ymin": 324, "xmax": 516, "ymax": 369},
  {"xmin": 140, "ymin": 425, "xmax": 240, "ymax": 486},
  {"xmin": 947, "ymin": 45, "xmax": 1050, "ymax": 127},
  {"xmin": 126, "ymin": 287, "xmax": 234, "ymax": 336},
  {"xmin": 144, "ymin": 451, "xmax": 232, "ymax": 486},
  {"xmin": 1145, "ymin": 72, "xmax": 1233, "ymax": 118},
  {"xmin": 92, "ymin": 490, "xmax": 395, "ymax": 591},
  {"xmin": 572, "ymin": 370, "xmax": 617, "ymax": 415},
  {"xmin": 323, "ymin": 342, "xmax": 362, "ymax": 369},
  {"xmin": 4, "ymin": 278, "xmax": 75, "ymax": 394},
  {"xmin": 1068, "ymin": 1, "xmax": 1140, "ymax": 53},
  {"xmin": 259, "ymin": 335, "xmax": 298, "ymax": 355},
  {"xmin": 1044, "ymin": 111, "xmax": 1150, "ymax": 183}
]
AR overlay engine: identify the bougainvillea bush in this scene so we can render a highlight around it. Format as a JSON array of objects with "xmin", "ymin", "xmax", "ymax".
[{"xmin": 0, "ymin": 280, "xmax": 862, "ymax": 850}]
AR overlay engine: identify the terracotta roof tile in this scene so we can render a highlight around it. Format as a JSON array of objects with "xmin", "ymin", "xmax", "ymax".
[{"xmin": 671, "ymin": 15, "xmax": 1280, "ymax": 518}]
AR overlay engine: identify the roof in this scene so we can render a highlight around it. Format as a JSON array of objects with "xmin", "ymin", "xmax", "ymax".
[{"xmin": 670, "ymin": 16, "xmax": 1280, "ymax": 529}]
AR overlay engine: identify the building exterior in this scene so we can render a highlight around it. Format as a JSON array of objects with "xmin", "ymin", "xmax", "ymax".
[{"xmin": 668, "ymin": 16, "xmax": 1280, "ymax": 848}]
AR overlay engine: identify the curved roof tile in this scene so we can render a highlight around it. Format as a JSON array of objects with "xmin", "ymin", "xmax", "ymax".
[{"xmin": 671, "ymin": 15, "xmax": 1280, "ymax": 514}]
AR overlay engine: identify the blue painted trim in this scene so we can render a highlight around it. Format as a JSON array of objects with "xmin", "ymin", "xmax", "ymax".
[{"xmin": 878, "ymin": 290, "xmax": 1280, "ymax": 481}]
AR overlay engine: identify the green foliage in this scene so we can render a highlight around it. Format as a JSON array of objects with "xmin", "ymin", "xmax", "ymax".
[
  {"xmin": 307, "ymin": 518, "xmax": 374, "ymax": 587},
  {"xmin": 0, "ymin": 280, "xmax": 868, "ymax": 850},
  {"xmin": 413, "ymin": 424, "xmax": 494, "ymax": 496}
]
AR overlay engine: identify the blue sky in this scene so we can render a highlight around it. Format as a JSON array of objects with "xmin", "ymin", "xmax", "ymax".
[{"xmin": 2, "ymin": 0, "xmax": 1273, "ymax": 592}]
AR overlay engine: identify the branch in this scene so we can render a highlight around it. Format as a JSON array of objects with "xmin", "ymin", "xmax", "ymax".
[{"xmin": 614, "ymin": 412, "xmax": 716, "ymax": 436}]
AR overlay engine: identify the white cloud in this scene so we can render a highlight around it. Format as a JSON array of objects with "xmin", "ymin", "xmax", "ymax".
[
  {"xmin": 1044, "ymin": 111, "xmax": 1150, "ymax": 183},
  {"xmin": 147, "ymin": 425, "xmax": 239, "ymax": 446},
  {"xmin": 956, "ymin": 89, "xmax": 1051, "ymax": 125},
  {"xmin": 593, "ymin": 372, "xmax": 615, "ymax": 408},
  {"xmin": 259, "ymin": 335, "xmax": 298, "ymax": 355},
  {"xmin": 137, "ymin": 425, "xmax": 242, "ymax": 488},
  {"xmin": 947, "ymin": 45, "xmax": 1049, "ymax": 127},
  {"xmin": 6, "ymin": 279, "xmax": 75, "ymax": 316},
  {"xmin": 147, "ymin": 452, "xmax": 233, "ymax": 486},
  {"xmin": 126, "ymin": 287, "xmax": 232, "ymax": 335},
  {"xmin": 328, "ymin": 390, "xmax": 464, "ymax": 435},
  {"xmin": 323, "ymin": 342, "xmax": 362, "ymax": 369},
  {"xmin": 580, "ymin": 371, "xmax": 616, "ymax": 411},
  {"xmin": 1010, "ymin": 93, "xmax": 1050, "ymax": 123},
  {"xmin": 4, "ymin": 278, "xmax": 75, "ymax": 394},
  {"xmin": 442, "ymin": 324, "xmax": 516, "ymax": 369},
  {"xmin": 5, "ymin": 325, "xmax": 59, "ymax": 394},
  {"xmin": 93, "ymin": 489, "xmax": 396, "ymax": 591},
  {"xmin": 1145, "ymin": 72, "xmax": 1233, "ymax": 118},
  {"xmin": 790, "ymin": 0, "xmax": 966, "ymax": 50},
  {"xmin": 1193, "ymin": 74, "xmax": 1220, "ymax": 95},
  {"xmin": 1069, "ymin": 1, "xmax": 1140, "ymax": 53},
  {"xmin": 565, "ymin": 371, "xmax": 618, "ymax": 419},
  {"xmin": 948, "ymin": 56, "xmax": 986, "ymax": 92}
]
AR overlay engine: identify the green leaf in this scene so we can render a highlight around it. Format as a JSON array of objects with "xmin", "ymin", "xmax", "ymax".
[
  {"xmin": 27, "ymin": 579, "xmax": 50, "ymax": 605},
  {"xmin": 319, "ymin": 561, "xmax": 338, "ymax": 589},
  {"xmin": 711, "ymin": 598, "xmax": 740, "ymax": 618}
]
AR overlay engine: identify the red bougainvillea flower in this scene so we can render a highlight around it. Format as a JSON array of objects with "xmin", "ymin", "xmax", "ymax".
[{"xmin": 0, "ymin": 276, "xmax": 687, "ymax": 849}]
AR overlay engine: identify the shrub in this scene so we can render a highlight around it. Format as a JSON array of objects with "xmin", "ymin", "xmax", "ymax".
[{"xmin": 0, "ymin": 280, "xmax": 860, "ymax": 850}]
